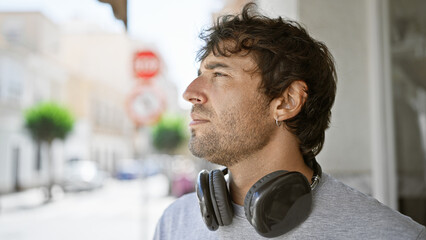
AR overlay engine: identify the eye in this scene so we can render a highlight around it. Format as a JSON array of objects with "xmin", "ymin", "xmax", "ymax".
[{"xmin": 213, "ymin": 72, "xmax": 227, "ymax": 77}]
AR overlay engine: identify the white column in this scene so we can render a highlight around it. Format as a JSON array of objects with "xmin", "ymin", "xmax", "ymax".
[{"xmin": 367, "ymin": 0, "xmax": 397, "ymax": 209}]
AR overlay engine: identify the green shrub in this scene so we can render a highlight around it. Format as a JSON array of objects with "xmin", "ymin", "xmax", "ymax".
[
  {"xmin": 24, "ymin": 102, "xmax": 74, "ymax": 143},
  {"xmin": 152, "ymin": 113, "xmax": 187, "ymax": 153}
]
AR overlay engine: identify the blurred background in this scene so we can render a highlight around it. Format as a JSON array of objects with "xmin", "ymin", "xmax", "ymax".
[{"xmin": 0, "ymin": 0, "xmax": 424, "ymax": 239}]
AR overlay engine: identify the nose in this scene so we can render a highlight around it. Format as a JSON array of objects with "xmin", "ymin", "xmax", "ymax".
[{"xmin": 183, "ymin": 77, "xmax": 207, "ymax": 104}]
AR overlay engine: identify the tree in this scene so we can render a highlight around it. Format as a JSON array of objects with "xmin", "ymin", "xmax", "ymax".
[
  {"xmin": 151, "ymin": 113, "xmax": 187, "ymax": 154},
  {"xmin": 24, "ymin": 102, "xmax": 74, "ymax": 200}
]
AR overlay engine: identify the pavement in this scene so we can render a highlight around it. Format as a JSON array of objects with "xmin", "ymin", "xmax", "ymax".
[{"xmin": 0, "ymin": 174, "xmax": 176, "ymax": 240}]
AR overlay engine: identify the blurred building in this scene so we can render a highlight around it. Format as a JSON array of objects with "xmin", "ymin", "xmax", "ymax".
[
  {"xmin": 59, "ymin": 22, "xmax": 181, "ymax": 164},
  {"xmin": 0, "ymin": 12, "xmax": 68, "ymax": 192},
  {"xmin": 0, "ymin": 11, "xmax": 181, "ymax": 194},
  {"xmin": 59, "ymin": 24, "xmax": 135, "ymax": 173},
  {"xmin": 218, "ymin": 0, "xmax": 426, "ymax": 225}
]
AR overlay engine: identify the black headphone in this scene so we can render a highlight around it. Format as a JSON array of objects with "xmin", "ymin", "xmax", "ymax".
[{"xmin": 196, "ymin": 158, "xmax": 322, "ymax": 238}]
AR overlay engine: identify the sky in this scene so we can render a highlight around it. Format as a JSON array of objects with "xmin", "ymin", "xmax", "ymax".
[{"xmin": 0, "ymin": 0, "xmax": 224, "ymax": 109}]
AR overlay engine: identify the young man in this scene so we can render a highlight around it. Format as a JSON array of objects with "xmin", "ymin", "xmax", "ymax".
[{"xmin": 154, "ymin": 3, "xmax": 425, "ymax": 239}]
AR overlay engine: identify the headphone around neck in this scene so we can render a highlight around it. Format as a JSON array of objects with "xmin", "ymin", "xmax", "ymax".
[{"xmin": 196, "ymin": 158, "xmax": 322, "ymax": 238}]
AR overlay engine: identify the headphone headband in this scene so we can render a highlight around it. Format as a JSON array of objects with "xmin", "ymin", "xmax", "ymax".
[
  {"xmin": 221, "ymin": 158, "xmax": 322, "ymax": 190},
  {"xmin": 309, "ymin": 158, "xmax": 322, "ymax": 190}
]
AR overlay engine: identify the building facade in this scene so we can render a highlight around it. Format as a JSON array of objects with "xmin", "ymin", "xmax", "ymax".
[{"xmin": 0, "ymin": 12, "xmax": 68, "ymax": 192}]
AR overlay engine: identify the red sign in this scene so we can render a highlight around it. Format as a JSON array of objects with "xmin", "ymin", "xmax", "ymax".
[{"xmin": 133, "ymin": 51, "xmax": 160, "ymax": 80}]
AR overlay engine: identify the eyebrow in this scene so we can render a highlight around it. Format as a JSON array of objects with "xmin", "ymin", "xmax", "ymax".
[
  {"xmin": 205, "ymin": 62, "xmax": 230, "ymax": 70},
  {"xmin": 198, "ymin": 62, "xmax": 231, "ymax": 76}
]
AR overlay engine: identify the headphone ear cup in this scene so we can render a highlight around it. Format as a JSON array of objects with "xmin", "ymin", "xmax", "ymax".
[
  {"xmin": 196, "ymin": 170, "xmax": 219, "ymax": 231},
  {"xmin": 244, "ymin": 171, "xmax": 312, "ymax": 238},
  {"xmin": 209, "ymin": 169, "xmax": 234, "ymax": 226},
  {"xmin": 244, "ymin": 170, "xmax": 287, "ymax": 219}
]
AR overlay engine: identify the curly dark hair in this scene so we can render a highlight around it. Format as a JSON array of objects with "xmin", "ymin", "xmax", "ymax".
[{"xmin": 197, "ymin": 3, "xmax": 337, "ymax": 161}]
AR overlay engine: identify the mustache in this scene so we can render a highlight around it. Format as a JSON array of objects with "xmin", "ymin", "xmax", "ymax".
[{"xmin": 191, "ymin": 105, "xmax": 213, "ymax": 118}]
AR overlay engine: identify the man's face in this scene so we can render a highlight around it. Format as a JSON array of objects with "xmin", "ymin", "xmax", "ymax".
[{"xmin": 183, "ymin": 51, "xmax": 276, "ymax": 167}]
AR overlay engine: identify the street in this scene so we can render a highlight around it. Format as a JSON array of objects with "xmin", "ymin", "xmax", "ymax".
[{"xmin": 0, "ymin": 175, "xmax": 175, "ymax": 240}]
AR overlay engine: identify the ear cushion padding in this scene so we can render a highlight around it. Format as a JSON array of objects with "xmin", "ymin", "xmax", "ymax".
[
  {"xmin": 209, "ymin": 169, "xmax": 234, "ymax": 226},
  {"xmin": 196, "ymin": 170, "xmax": 219, "ymax": 231}
]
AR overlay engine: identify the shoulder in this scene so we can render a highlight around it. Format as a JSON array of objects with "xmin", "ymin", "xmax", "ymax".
[
  {"xmin": 166, "ymin": 192, "xmax": 196, "ymax": 209},
  {"xmin": 157, "ymin": 192, "xmax": 199, "ymax": 227},
  {"xmin": 310, "ymin": 173, "xmax": 425, "ymax": 239},
  {"xmin": 154, "ymin": 192, "xmax": 213, "ymax": 240}
]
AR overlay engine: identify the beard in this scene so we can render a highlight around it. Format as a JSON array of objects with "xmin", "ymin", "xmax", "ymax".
[{"xmin": 188, "ymin": 94, "xmax": 275, "ymax": 167}]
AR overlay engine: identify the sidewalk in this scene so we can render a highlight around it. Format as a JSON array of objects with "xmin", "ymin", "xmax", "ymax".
[
  {"xmin": 0, "ymin": 187, "xmax": 50, "ymax": 214},
  {"xmin": 0, "ymin": 176, "xmax": 176, "ymax": 240}
]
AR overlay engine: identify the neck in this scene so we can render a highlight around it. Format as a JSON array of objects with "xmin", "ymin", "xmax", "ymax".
[{"xmin": 227, "ymin": 131, "xmax": 313, "ymax": 206}]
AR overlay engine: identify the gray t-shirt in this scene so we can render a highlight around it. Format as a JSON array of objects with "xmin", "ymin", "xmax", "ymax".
[{"xmin": 154, "ymin": 173, "xmax": 425, "ymax": 239}]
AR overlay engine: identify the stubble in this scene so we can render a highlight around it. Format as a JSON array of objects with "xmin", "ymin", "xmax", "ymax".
[{"xmin": 188, "ymin": 94, "xmax": 274, "ymax": 167}]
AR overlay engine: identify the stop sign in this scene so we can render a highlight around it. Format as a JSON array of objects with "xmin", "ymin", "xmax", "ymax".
[{"xmin": 133, "ymin": 51, "xmax": 160, "ymax": 80}]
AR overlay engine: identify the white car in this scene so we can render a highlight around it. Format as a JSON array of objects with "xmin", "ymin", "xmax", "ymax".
[{"xmin": 62, "ymin": 160, "xmax": 106, "ymax": 192}]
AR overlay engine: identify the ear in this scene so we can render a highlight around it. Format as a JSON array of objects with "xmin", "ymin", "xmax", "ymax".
[{"xmin": 271, "ymin": 80, "xmax": 308, "ymax": 122}]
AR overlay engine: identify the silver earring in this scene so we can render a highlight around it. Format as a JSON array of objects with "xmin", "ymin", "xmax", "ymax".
[{"xmin": 275, "ymin": 119, "xmax": 282, "ymax": 127}]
